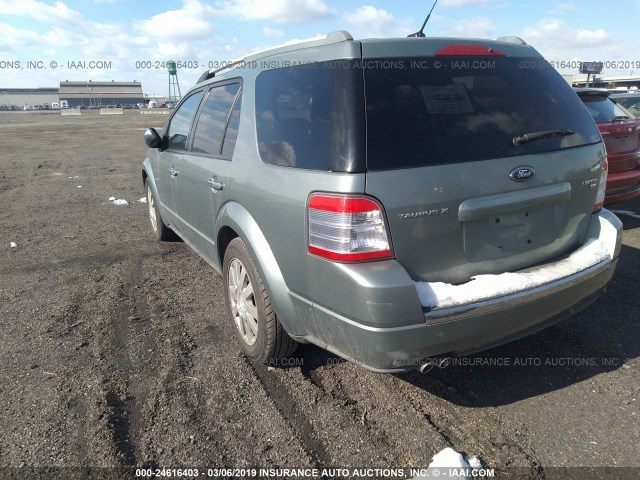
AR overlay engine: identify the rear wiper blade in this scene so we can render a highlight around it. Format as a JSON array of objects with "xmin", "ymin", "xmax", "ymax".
[
  {"xmin": 512, "ymin": 129, "xmax": 575, "ymax": 146},
  {"xmin": 611, "ymin": 115, "xmax": 630, "ymax": 122}
]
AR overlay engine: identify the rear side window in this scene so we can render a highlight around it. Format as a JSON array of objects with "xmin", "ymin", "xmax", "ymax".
[
  {"xmin": 166, "ymin": 91, "xmax": 204, "ymax": 151},
  {"xmin": 222, "ymin": 93, "xmax": 242, "ymax": 159},
  {"xmin": 192, "ymin": 82, "xmax": 242, "ymax": 158},
  {"xmin": 364, "ymin": 57, "xmax": 602, "ymax": 170},
  {"xmin": 581, "ymin": 95, "xmax": 634, "ymax": 124},
  {"xmin": 613, "ymin": 96, "xmax": 640, "ymax": 117},
  {"xmin": 255, "ymin": 64, "xmax": 333, "ymax": 169}
]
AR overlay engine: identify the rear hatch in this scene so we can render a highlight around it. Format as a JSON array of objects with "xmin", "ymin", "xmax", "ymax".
[
  {"xmin": 578, "ymin": 91, "xmax": 640, "ymax": 174},
  {"xmin": 361, "ymin": 39, "xmax": 604, "ymax": 284}
]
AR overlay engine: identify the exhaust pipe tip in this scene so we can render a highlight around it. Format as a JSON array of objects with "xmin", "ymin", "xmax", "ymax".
[{"xmin": 416, "ymin": 357, "xmax": 451, "ymax": 374}]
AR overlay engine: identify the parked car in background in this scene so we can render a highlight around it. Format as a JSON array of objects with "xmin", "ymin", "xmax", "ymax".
[
  {"xmin": 142, "ymin": 32, "xmax": 621, "ymax": 372},
  {"xmin": 611, "ymin": 92, "xmax": 640, "ymax": 117},
  {"xmin": 576, "ymin": 88, "xmax": 640, "ymax": 204}
]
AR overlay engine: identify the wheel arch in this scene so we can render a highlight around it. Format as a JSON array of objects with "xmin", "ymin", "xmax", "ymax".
[
  {"xmin": 216, "ymin": 201, "xmax": 307, "ymax": 336},
  {"xmin": 142, "ymin": 158, "xmax": 154, "ymax": 189}
]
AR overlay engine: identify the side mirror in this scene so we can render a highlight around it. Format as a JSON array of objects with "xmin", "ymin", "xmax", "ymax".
[{"xmin": 144, "ymin": 128, "xmax": 164, "ymax": 149}]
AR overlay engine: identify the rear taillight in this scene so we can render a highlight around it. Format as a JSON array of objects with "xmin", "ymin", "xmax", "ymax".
[
  {"xmin": 594, "ymin": 159, "xmax": 608, "ymax": 211},
  {"xmin": 307, "ymin": 194, "xmax": 392, "ymax": 262}
]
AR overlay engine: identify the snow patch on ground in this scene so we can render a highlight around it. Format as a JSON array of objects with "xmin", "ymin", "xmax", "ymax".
[
  {"xmin": 10, "ymin": 242, "xmax": 18, "ymax": 248},
  {"xmin": 415, "ymin": 239, "xmax": 611, "ymax": 309},
  {"xmin": 611, "ymin": 209, "xmax": 640, "ymax": 220},
  {"xmin": 411, "ymin": 447, "xmax": 483, "ymax": 480},
  {"xmin": 138, "ymin": 197, "xmax": 147, "ymax": 203},
  {"xmin": 108, "ymin": 196, "xmax": 129, "ymax": 205}
]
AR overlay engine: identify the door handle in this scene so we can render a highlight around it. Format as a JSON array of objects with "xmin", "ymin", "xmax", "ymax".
[
  {"xmin": 207, "ymin": 178, "xmax": 224, "ymax": 191},
  {"xmin": 168, "ymin": 167, "xmax": 179, "ymax": 177}
]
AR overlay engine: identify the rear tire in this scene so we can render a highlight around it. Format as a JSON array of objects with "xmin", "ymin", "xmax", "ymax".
[
  {"xmin": 223, "ymin": 237, "xmax": 298, "ymax": 364},
  {"xmin": 146, "ymin": 182, "xmax": 174, "ymax": 241}
]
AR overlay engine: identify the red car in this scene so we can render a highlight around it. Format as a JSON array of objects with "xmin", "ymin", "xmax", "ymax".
[{"xmin": 576, "ymin": 89, "xmax": 640, "ymax": 204}]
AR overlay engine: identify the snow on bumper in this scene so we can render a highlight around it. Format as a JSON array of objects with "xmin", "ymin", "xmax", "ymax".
[{"xmin": 415, "ymin": 209, "xmax": 622, "ymax": 310}]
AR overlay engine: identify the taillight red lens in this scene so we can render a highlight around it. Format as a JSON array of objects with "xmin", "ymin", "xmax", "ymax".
[
  {"xmin": 308, "ymin": 194, "xmax": 392, "ymax": 262},
  {"xmin": 434, "ymin": 45, "xmax": 506, "ymax": 56}
]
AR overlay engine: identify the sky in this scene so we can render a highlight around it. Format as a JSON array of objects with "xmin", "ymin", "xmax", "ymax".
[{"xmin": 1, "ymin": 0, "xmax": 639, "ymax": 97}]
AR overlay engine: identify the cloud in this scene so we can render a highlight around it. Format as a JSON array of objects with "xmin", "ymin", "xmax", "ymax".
[
  {"xmin": 546, "ymin": 2, "xmax": 577, "ymax": 15},
  {"xmin": 262, "ymin": 27, "xmax": 285, "ymax": 38},
  {"xmin": 41, "ymin": 27, "xmax": 89, "ymax": 47},
  {"xmin": 449, "ymin": 16, "xmax": 496, "ymax": 38},
  {"xmin": 0, "ymin": 23, "xmax": 41, "ymax": 47},
  {"xmin": 0, "ymin": 0, "xmax": 83, "ymax": 25},
  {"xmin": 218, "ymin": 0, "xmax": 333, "ymax": 24},
  {"xmin": 136, "ymin": 0, "xmax": 216, "ymax": 41},
  {"xmin": 344, "ymin": 5, "xmax": 412, "ymax": 38},
  {"xmin": 522, "ymin": 19, "xmax": 610, "ymax": 49},
  {"xmin": 440, "ymin": 0, "xmax": 500, "ymax": 7}
]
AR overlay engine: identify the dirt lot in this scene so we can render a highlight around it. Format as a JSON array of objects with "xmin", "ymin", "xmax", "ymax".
[{"xmin": 0, "ymin": 110, "xmax": 639, "ymax": 480}]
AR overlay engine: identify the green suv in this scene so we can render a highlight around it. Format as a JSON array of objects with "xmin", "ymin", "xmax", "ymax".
[{"xmin": 142, "ymin": 31, "xmax": 622, "ymax": 372}]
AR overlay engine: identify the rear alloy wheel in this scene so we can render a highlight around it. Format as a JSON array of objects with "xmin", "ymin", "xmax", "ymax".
[
  {"xmin": 146, "ymin": 183, "xmax": 174, "ymax": 241},
  {"xmin": 223, "ymin": 238, "xmax": 298, "ymax": 364}
]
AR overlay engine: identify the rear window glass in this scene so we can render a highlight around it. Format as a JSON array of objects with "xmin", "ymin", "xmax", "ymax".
[
  {"xmin": 581, "ymin": 95, "xmax": 634, "ymax": 123},
  {"xmin": 364, "ymin": 57, "xmax": 602, "ymax": 170},
  {"xmin": 614, "ymin": 96, "xmax": 640, "ymax": 117}
]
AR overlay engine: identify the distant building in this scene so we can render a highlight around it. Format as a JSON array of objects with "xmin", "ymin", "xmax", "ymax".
[
  {"xmin": 1, "ymin": 88, "xmax": 58, "ymax": 107},
  {"xmin": 58, "ymin": 80, "xmax": 144, "ymax": 107},
  {"xmin": 572, "ymin": 75, "xmax": 640, "ymax": 89}
]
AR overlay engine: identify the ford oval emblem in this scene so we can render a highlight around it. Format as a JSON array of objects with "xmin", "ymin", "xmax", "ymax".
[{"xmin": 509, "ymin": 166, "xmax": 535, "ymax": 182}]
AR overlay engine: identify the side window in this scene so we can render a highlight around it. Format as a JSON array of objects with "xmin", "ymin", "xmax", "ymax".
[
  {"xmin": 221, "ymin": 92, "xmax": 242, "ymax": 159},
  {"xmin": 192, "ymin": 83, "xmax": 241, "ymax": 158},
  {"xmin": 255, "ymin": 64, "xmax": 332, "ymax": 169},
  {"xmin": 166, "ymin": 91, "xmax": 204, "ymax": 151}
]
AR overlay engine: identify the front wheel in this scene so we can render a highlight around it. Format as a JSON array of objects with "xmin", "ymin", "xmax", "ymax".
[
  {"xmin": 223, "ymin": 238, "xmax": 298, "ymax": 364},
  {"xmin": 146, "ymin": 183, "xmax": 174, "ymax": 241}
]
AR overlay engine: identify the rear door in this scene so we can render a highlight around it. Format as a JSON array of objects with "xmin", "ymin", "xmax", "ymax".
[
  {"xmin": 362, "ymin": 43, "xmax": 604, "ymax": 284},
  {"xmin": 178, "ymin": 81, "xmax": 242, "ymax": 264}
]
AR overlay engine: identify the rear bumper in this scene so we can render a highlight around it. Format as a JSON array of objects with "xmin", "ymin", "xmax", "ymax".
[
  {"xmin": 604, "ymin": 167, "xmax": 640, "ymax": 204},
  {"xmin": 303, "ymin": 210, "xmax": 622, "ymax": 372}
]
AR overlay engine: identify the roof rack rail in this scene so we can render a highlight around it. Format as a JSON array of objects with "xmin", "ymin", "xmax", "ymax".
[
  {"xmin": 496, "ymin": 36, "xmax": 527, "ymax": 45},
  {"xmin": 197, "ymin": 30, "xmax": 353, "ymax": 84}
]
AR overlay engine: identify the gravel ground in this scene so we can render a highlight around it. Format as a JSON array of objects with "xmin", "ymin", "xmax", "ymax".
[{"xmin": 0, "ymin": 110, "xmax": 639, "ymax": 480}]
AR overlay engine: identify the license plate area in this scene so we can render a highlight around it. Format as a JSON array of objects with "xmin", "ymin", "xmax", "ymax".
[{"xmin": 463, "ymin": 204, "xmax": 566, "ymax": 262}]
